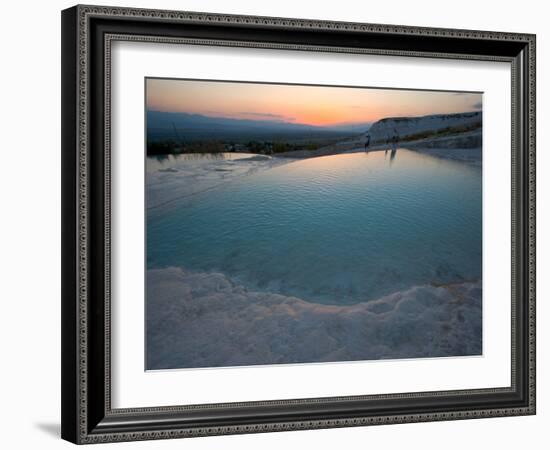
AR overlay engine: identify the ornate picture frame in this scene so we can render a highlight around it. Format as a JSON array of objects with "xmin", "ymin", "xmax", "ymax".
[{"xmin": 61, "ymin": 4, "xmax": 536, "ymax": 444}]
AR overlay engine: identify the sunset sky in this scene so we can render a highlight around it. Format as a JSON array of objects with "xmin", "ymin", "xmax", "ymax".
[{"xmin": 146, "ymin": 78, "xmax": 482, "ymax": 128}]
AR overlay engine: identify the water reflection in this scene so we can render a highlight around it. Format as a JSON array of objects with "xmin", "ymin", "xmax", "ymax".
[
  {"xmin": 390, "ymin": 146, "xmax": 398, "ymax": 165},
  {"xmin": 146, "ymin": 152, "xmax": 256, "ymax": 172},
  {"xmin": 151, "ymin": 154, "xmax": 169, "ymax": 163},
  {"xmin": 383, "ymin": 146, "xmax": 398, "ymax": 165}
]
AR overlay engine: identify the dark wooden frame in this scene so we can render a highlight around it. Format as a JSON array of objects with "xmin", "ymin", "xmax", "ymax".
[{"xmin": 61, "ymin": 4, "xmax": 536, "ymax": 444}]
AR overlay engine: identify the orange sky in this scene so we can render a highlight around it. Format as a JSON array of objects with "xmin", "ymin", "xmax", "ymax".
[{"xmin": 146, "ymin": 78, "xmax": 482, "ymax": 127}]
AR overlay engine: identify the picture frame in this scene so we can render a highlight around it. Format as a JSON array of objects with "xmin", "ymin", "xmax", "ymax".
[{"xmin": 61, "ymin": 4, "xmax": 536, "ymax": 444}]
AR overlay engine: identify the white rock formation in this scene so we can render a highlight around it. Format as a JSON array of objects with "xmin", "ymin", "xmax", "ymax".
[
  {"xmin": 367, "ymin": 111, "xmax": 481, "ymax": 144},
  {"xmin": 147, "ymin": 267, "xmax": 482, "ymax": 370}
]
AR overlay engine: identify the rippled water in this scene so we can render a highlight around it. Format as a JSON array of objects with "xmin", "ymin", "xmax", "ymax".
[{"xmin": 147, "ymin": 150, "xmax": 482, "ymax": 305}]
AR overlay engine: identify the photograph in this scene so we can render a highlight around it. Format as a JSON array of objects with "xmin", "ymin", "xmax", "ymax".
[
  {"xmin": 55, "ymin": 2, "xmax": 536, "ymax": 445},
  {"xmin": 145, "ymin": 78, "xmax": 484, "ymax": 370}
]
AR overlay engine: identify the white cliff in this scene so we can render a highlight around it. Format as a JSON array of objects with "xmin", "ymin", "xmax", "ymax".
[{"xmin": 367, "ymin": 111, "xmax": 481, "ymax": 144}]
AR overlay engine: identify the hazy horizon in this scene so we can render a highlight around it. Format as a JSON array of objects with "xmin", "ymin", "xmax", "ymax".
[{"xmin": 146, "ymin": 78, "xmax": 482, "ymax": 128}]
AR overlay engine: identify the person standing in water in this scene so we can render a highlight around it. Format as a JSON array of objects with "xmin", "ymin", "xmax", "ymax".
[
  {"xmin": 364, "ymin": 132, "xmax": 371, "ymax": 151},
  {"xmin": 389, "ymin": 129, "xmax": 399, "ymax": 163},
  {"xmin": 391, "ymin": 129, "xmax": 399, "ymax": 151}
]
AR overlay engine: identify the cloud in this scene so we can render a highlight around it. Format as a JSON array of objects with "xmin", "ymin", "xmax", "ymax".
[
  {"xmin": 472, "ymin": 101, "xmax": 482, "ymax": 110},
  {"xmin": 238, "ymin": 111, "xmax": 295, "ymax": 122}
]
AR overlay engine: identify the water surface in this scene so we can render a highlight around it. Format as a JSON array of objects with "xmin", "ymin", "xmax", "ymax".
[{"xmin": 147, "ymin": 150, "xmax": 481, "ymax": 305}]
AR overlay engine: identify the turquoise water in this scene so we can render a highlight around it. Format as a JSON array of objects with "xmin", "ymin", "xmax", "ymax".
[{"xmin": 147, "ymin": 150, "xmax": 481, "ymax": 305}]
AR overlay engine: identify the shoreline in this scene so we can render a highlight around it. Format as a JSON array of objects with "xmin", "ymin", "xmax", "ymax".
[
  {"xmin": 148, "ymin": 129, "xmax": 482, "ymax": 165},
  {"xmin": 146, "ymin": 137, "xmax": 481, "ymax": 213},
  {"xmin": 273, "ymin": 129, "xmax": 481, "ymax": 164}
]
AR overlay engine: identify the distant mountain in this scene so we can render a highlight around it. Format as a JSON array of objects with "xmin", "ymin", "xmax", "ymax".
[
  {"xmin": 148, "ymin": 110, "xmax": 322, "ymax": 134},
  {"xmin": 146, "ymin": 111, "xmax": 369, "ymax": 141},
  {"xmin": 328, "ymin": 122, "xmax": 373, "ymax": 133}
]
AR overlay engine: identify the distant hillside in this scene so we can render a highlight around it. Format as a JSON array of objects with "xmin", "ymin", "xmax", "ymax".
[
  {"xmin": 146, "ymin": 111, "xmax": 371, "ymax": 142},
  {"xmin": 148, "ymin": 111, "xmax": 332, "ymax": 141},
  {"xmin": 368, "ymin": 111, "xmax": 481, "ymax": 144}
]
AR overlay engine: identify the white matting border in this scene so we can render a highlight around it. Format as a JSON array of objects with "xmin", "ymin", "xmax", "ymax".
[{"xmin": 110, "ymin": 41, "xmax": 511, "ymax": 409}]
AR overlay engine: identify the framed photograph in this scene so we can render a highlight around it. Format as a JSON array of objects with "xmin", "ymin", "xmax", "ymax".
[{"xmin": 61, "ymin": 4, "xmax": 536, "ymax": 444}]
